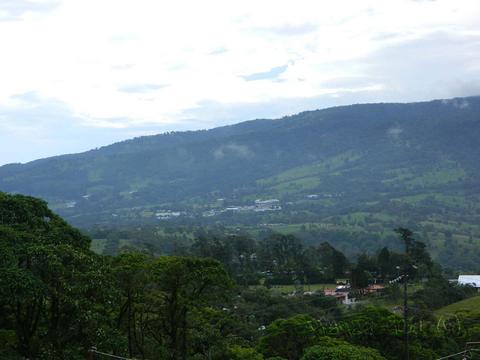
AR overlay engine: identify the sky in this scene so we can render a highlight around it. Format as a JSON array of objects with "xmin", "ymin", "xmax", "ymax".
[{"xmin": 0, "ymin": 0, "xmax": 479, "ymax": 165}]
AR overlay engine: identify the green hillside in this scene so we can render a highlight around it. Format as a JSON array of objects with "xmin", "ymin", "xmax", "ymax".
[
  {"xmin": 435, "ymin": 295, "xmax": 480, "ymax": 318},
  {"xmin": 1, "ymin": 96, "xmax": 480, "ymax": 270}
]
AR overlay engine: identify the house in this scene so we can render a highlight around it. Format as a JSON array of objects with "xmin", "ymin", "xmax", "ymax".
[
  {"xmin": 364, "ymin": 284, "xmax": 385, "ymax": 294},
  {"xmin": 324, "ymin": 289, "xmax": 356, "ymax": 305},
  {"xmin": 155, "ymin": 210, "xmax": 183, "ymax": 220},
  {"xmin": 324, "ymin": 285, "xmax": 356, "ymax": 305},
  {"xmin": 254, "ymin": 199, "xmax": 282, "ymax": 212},
  {"xmin": 458, "ymin": 275, "xmax": 480, "ymax": 288}
]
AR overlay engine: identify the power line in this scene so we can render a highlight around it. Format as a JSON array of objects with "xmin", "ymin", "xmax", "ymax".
[
  {"xmin": 89, "ymin": 347, "xmax": 141, "ymax": 360},
  {"xmin": 437, "ymin": 343, "xmax": 480, "ymax": 360},
  {"xmin": 436, "ymin": 349, "xmax": 468, "ymax": 360}
]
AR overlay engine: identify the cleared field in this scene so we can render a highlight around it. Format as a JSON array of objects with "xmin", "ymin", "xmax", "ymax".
[
  {"xmin": 435, "ymin": 295, "xmax": 480, "ymax": 317},
  {"xmin": 252, "ymin": 283, "xmax": 337, "ymax": 293},
  {"xmin": 257, "ymin": 152, "xmax": 359, "ymax": 187}
]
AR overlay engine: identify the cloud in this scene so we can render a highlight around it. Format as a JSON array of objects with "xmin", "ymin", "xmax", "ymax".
[
  {"xmin": 241, "ymin": 64, "xmax": 289, "ymax": 81},
  {"xmin": 209, "ymin": 47, "xmax": 228, "ymax": 55},
  {"xmin": 387, "ymin": 127, "xmax": 403, "ymax": 138},
  {"xmin": 446, "ymin": 80, "xmax": 480, "ymax": 98},
  {"xmin": 320, "ymin": 76, "xmax": 378, "ymax": 89},
  {"xmin": 0, "ymin": 92, "xmax": 85, "ymax": 164},
  {"xmin": 349, "ymin": 31, "xmax": 480, "ymax": 101},
  {"xmin": 118, "ymin": 83, "xmax": 169, "ymax": 93},
  {"xmin": 441, "ymin": 98, "xmax": 470, "ymax": 109},
  {"xmin": 111, "ymin": 63, "xmax": 135, "ymax": 71},
  {"xmin": 213, "ymin": 143, "xmax": 254, "ymax": 160},
  {"xmin": 372, "ymin": 32, "xmax": 408, "ymax": 42},
  {"xmin": 0, "ymin": 0, "xmax": 480, "ymax": 164},
  {"xmin": 259, "ymin": 22, "xmax": 318, "ymax": 36},
  {"xmin": 0, "ymin": 92, "xmax": 183, "ymax": 165},
  {"xmin": 182, "ymin": 87, "xmax": 388, "ymax": 125},
  {"xmin": 0, "ymin": 0, "xmax": 58, "ymax": 21}
]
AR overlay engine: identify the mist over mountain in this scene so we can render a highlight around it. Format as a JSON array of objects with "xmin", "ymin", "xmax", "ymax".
[{"xmin": 1, "ymin": 96, "xmax": 480, "ymax": 268}]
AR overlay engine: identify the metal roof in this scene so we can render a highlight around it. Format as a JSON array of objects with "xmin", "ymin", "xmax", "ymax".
[{"xmin": 458, "ymin": 275, "xmax": 480, "ymax": 287}]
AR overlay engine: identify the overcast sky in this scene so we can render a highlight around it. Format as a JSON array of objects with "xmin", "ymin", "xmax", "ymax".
[{"xmin": 1, "ymin": 0, "xmax": 479, "ymax": 165}]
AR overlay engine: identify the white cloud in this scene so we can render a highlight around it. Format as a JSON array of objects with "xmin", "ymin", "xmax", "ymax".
[
  {"xmin": 0, "ymin": 0, "xmax": 59, "ymax": 21},
  {"xmin": 213, "ymin": 143, "xmax": 254, "ymax": 160},
  {"xmin": 0, "ymin": 0, "xmax": 479, "ymax": 164}
]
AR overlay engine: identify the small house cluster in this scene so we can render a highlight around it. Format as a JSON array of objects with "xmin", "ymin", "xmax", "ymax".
[
  {"xmin": 254, "ymin": 199, "xmax": 282, "ymax": 211},
  {"xmin": 322, "ymin": 283, "xmax": 385, "ymax": 305},
  {"xmin": 202, "ymin": 199, "xmax": 282, "ymax": 217},
  {"xmin": 155, "ymin": 210, "xmax": 184, "ymax": 220}
]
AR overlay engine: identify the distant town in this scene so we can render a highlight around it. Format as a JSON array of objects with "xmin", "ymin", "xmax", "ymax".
[{"xmin": 55, "ymin": 192, "xmax": 347, "ymax": 222}]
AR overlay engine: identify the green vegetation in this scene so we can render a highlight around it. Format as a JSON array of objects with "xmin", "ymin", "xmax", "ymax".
[
  {"xmin": 90, "ymin": 237, "xmax": 107, "ymax": 253},
  {"xmin": 2, "ymin": 192, "xmax": 480, "ymax": 359},
  {"xmin": 257, "ymin": 151, "xmax": 360, "ymax": 188},
  {"xmin": 2, "ymin": 96, "xmax": 480, "ymax": 357},
  {"xmin": 302, "ymin": 339, "xmax": 386, "ymax": 360},
  {"xmin": 2, "ymin": 97, "xmax": 480, "ymax": 271},
  {"xmin": 253, "ymin": 283, "xmax": 337, "ymax": 294},
  {"xmin": 435, "ymin": 295, "xmax": 480, "ymax": 318}
]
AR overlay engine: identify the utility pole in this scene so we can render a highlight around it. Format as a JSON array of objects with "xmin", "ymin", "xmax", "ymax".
[
  {"xmin": 403, "ymin": 273, "xmax": 409, "ymax": 360},
  {"xmin": 395, "ymin": 227, "xmax": 413, "ymax": 360},
  {"xmin": 88, "ymin": 346, "xmax": 97, "ymax": 360}
]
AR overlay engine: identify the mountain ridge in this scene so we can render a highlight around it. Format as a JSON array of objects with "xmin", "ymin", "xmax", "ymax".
[
  {"xmin": 2, "ymin": 95, "xmax": 480, "ymax": 269},
  {"xmin": 4, "ymin": 95, "xmax": 475, "ymax": 167},
  {"xmin": 2, "ymin": 96, "xmax": 480, "ymax": 205}
]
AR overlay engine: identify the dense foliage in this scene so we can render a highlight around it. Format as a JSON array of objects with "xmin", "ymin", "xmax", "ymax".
[{"xmin": 1, "ymin": 192, "xmax": 479, "ymax": 359}]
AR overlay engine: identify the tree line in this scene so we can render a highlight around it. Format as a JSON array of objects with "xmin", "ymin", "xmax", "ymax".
[{"xmin": 1, "ymin": 192, "xmax": 479, "ymax": 359}]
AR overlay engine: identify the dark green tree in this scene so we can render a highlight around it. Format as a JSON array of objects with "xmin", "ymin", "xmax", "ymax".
[
  {"xmin": 112, "ymin": 252, "xmax": 152, "ymax": 358},
  {"xmin": 301, "ymin": 338, "xmax": 386, "ymax": 360},
  {"xmin": 0, "ymin": 193, "xmax": 105, "ymax": 358},
  {"xmin": 149, "ymin": 256, "xmax": 232, "ymax": 360},
  {"xmin": 258, "ymin": 315, "xmax": 319, "ymax": 360}
]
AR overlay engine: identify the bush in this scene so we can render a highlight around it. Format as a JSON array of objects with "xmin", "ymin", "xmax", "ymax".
[{"xmin": 301, "ymin": 339, "xmax": 386, "ymax": 360}]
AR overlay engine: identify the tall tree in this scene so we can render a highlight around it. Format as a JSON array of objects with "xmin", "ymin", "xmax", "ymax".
[
  {"xmin": 0, "ymin": 193, "xmax": 103, "ymax": 357},
  {"xmin": 112, "ymin": 252, "xmax": 151, "ymax": 358},
  {"xmin": 149, "ymin": 256, "xmax": 232, "ymax": 360}
]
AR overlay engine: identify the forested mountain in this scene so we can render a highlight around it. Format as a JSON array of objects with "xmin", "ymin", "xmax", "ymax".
[{"xmin": 1, "ymin": 96, "xmax": 480, "ymax": 269}]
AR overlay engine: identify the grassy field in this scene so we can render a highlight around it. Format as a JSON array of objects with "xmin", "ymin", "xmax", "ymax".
[
  {"xmin": 407, "ymin": 167, "xmax": 466, "ymax": 187},
  {"xmin": 269, "ymin": 176, "xmax": 321, "ymax": 194},
  {"xmin": 256, "ymin": 151, "xmax": 360, "ymax": 197},
  {"xmin": 435, "ymin": 295, "xmax": 480, "ymax": 318},
  {"xmin": 251, "ymin": 283, "xmax": 337, "ymax": 294}
]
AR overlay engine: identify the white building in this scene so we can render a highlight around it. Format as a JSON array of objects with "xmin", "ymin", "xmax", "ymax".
[
  {"xmin": 254, "ymin": 199, "xmax": 281, "ymax": 211},
  {"xmin": 458, "ymin": 275, "xmax": 480, "ymax": 288},
  {"xmin": 155, "ymin": 211, "xmax": 182, "ymax": 220}
]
